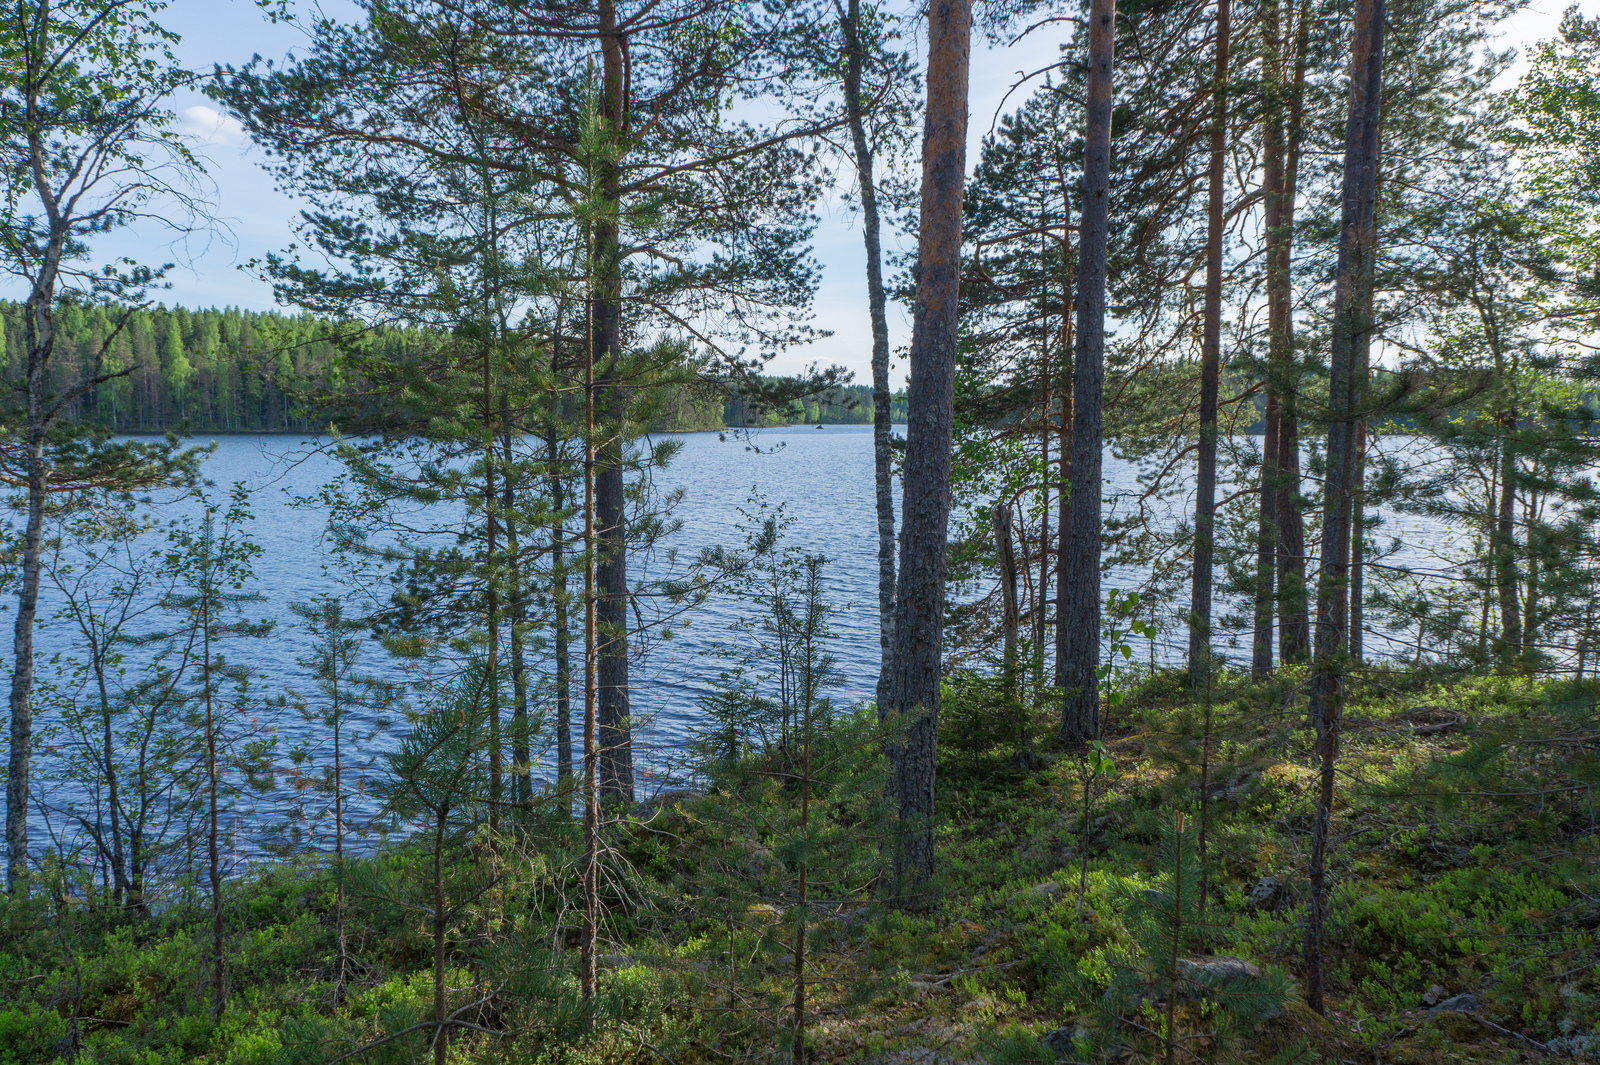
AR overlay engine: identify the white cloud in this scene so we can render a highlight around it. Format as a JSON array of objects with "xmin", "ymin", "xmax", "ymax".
[{"xmin": 178, "ymin": 105, "xmax": 248, "ymax": 147}]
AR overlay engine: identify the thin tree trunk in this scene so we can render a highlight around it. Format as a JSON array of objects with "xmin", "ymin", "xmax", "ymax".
[
  {"xmin": 1054, "ymin": 264, "xmax": 1076, "ymax": 693},
  {"xmin": 1578, "ymin": 597, "xmax": 1593, "ymax": 680},
  {"xmin": 548, "ymin": 430, "xmax": 574, "ymax": 806},
  {"xmin": 483, "ymin": 387, "xmax": 501, "ymax": 833},
  {"xmin": 7, "ymin": 279, "xmax": 53, "ymax": 891},
  {"xmin": 1275, "ymin": 0, "xmax": 1314, "ymax": 664},
  {"xmin": 129, "ymin": 712, "xmax": 155, "ymax": 916},
  {"xmin": 1035, "ymin": 299, "xmax": 1050, "ymax": 694},
  {"xmin": 431, "ymin": 806, "xmax": 449, "ymax": 1065},
  {"xmin": 1480, "ymin": 477, "xmax": 1495, "ymax": 659},
  {"xmin": 94, "ymin": 649, "xmax": 127, "ymax": 904},
  {"xmin": 503, "ymin": 411, "xmax": 531, "ymax": 811},
  {"xmin": 596, "ymin": 2, "xmax": 632, "ymax": 804},
  {"xmin": 1059, "ymin": 0, "xmax": 1115, "ymax": 748},
  {"xmin": 1305, "ymin": 0, "xmax": 1386, "ymax": 1015},
  {"xmin": 1349, "ymin": 421, "xmax": 1367, "ymax": 663},
  {"xmin": 203, "ymin": 539, "xmax": 226, "ymax": 1018},
  {"xmin": 882, "ymin": 0, "xmax": 972, "ymax": 904},
  {"xmin": 1189, "ymin": 0, "xmax": 1231, "ymax": 685},
  {"xmin": 1254, "ymin": 390, "xmax": 1280, "ymax": 675},
  {"xmin": 1496, "ymin": 413, "xmax": 1521, "ymax": 664},
  {"xmin": 1198, "ymin": 695, "xmax": 1212, "ymax": 920},
  {"xmin": 791, "ymin": 727, "xmax": 812, "ymax": 1064},
  {"xmin": 1523, "ymin": 495, "xmax": 1540, "ymax": 651},
  {"xmin": 580, "ymin": 279, "xmax": 601, "ymax": 1004},
  {"xmin": 841, "ymin": 0, "xmax": 897, "ymax": 714},
  {"xmin": 331, "ymin": 619, "xmax": 347, "ymax": 1001},
  {"xmin": 994, "ymin": 500, "xmax": 1021, "ymax": 705}
]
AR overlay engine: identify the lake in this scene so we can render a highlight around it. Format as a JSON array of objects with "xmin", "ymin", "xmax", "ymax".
[{"xmin": 21, "ymin": 425, "xmax": 1462, "ymax": 864}]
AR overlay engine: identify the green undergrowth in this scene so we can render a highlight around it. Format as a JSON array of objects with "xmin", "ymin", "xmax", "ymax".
[{"xmin": 3, "ymin": 671, "xmax": 1597, "ymax": 1063}]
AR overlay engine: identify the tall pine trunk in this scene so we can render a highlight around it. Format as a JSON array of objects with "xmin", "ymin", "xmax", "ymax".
[
  {"xmin": 1304, "ymin": 0, "xmax": 1385, "ymax": 1014},
  {"xmin": 841, "ymin": 0, "xmax": 897, "ymax": 713},
  {"xmin": 1059, "ymin": 0, "xmax": 1116, "ymax": 747},
  {"xmin": 1189, "ymin": 0, "xmax": 1231, "ymax": 684},
  {"xmin": 882, "ymin": 0, "xmax": 972, "ymax": 903},
  {"xmin": 1254, "ymin": 388, "xmax": 1280, "ymax": 675},
  {"xmin": 1252, "ymin": 0, "xmax": 1294, "ymax": 677},
  {"xmin": 595, "ymin": 1, "xmax": 633, "ymax": 804},
  {"xmin": 1035, "ymin": 352, "xmax": 1050, "ymax": 693},
  {"xmin": 1275, "ymin": 0, "xmax": 1314, "ymax": 663}
]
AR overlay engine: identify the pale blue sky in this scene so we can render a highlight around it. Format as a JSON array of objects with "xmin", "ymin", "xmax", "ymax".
[{"xmin": 9, "ymin": 0, "xmax": 1574, "ymax": 389}]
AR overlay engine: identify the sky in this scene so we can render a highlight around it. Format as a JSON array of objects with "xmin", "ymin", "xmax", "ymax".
[{"xmin": 9, "ymin": 0, "xmax": 1581, "ymax": 390}]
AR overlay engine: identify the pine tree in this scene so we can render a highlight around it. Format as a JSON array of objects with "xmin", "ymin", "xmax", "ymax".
[{"xmin": 149, "ymin": 487, "xmax": 274, "ymax": 1017}]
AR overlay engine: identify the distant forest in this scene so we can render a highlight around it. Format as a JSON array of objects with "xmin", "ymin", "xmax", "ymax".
[{"xmin": 0, "ymin": 301, "xmax": 904, "ymax": 433}]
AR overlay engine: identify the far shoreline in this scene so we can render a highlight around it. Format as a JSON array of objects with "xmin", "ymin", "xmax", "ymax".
[{"xmin": 111, "ymin": 422, "xmax": 911, "ymax": 438}]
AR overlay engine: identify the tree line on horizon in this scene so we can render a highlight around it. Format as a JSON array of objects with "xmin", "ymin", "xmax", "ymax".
[{"xmin": 0, "ymin": 300, "xmax": 899, "ymax": 433}]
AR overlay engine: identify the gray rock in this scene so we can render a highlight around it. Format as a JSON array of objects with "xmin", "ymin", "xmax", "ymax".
[
  {"xmin": 1030, "ymin": 881, "xmax": 1065, "ymax": 902},
  {"xmin": 1092, "ymin": 813, "xmax": 1125, "ymax": 835},
  {"xmin": 1246, "ymin": 876, "xmax": 1282, "ymax": 910},
  {"xmin": 1421, "ymin": 983, "xmax": 1446, "ymax": 1006},
  {"xmin": 1042, "ymin": 1025, "xmax": 1088, "ymax": 1057},
  {"xmin": 1010, "ymin": 749, "xmax": 1051, "ymax": 772},
  {"xmin": 1428, "ymin": 992, "xmax": 1480, "ymax": 1014},
  {"xmin": 876, "ymin": 1050, "xmax": 987, "ymax": 1065},
  {"xmin": 1177, "ymin": 956, "xmax": 1263, "ymax": 983},
  {"xmin": 630, "ymin": 788, "xmax": 704, "ymax": 819}
]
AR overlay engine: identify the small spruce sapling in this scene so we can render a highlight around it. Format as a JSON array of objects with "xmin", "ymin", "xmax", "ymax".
[
  {"xmin": 1092, "ymin": 812, "xmax": 1287, "ymax": 1064},
  {"xmin": 332, "ymin": 659, "xmax": 501, "ymax": 1065},
  {"xmin": 1075, "ymin": 740, "xmax": 1114, "ymax": 913},
  {"xmin": 281, "ymin": 593, "xmax": 399, "ymax": 1001},
  {"xmin": 681, "ymin": 515, "xmax": 895, "ymax": 1058}
]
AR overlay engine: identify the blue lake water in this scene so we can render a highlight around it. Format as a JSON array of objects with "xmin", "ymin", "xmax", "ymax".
[{"xmin": 19, "ymin": 424, "xmax": 1462, "ymax": 865}]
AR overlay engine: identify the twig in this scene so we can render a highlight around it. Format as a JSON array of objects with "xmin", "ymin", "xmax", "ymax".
[
  {"xmin": 926, "ymin": 959, "xmax": 1021, "ymax": 988},
  {"xmin": 1463, "ymin": 1011, "xmax": 1552, "ymax": 1055},
  {"xmin": 626, "ymin": 1024, "xmax": 680, "ymax": 1065}
]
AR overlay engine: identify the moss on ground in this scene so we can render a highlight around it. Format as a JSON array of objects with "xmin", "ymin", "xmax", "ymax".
[{"xmin": 3, "ymin": 670, "xmax": 1595, "ymax": 1063}]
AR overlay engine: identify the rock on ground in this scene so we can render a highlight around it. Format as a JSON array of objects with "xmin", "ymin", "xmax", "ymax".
[{"xmin": 1427, "ymin": 992, "xmax": 1481, "ymax": 1014}]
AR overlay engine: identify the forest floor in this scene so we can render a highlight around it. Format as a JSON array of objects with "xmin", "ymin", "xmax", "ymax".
[{"xmin": 1, "ymin": 670, "xmax": 1594, "ymax": 1064}]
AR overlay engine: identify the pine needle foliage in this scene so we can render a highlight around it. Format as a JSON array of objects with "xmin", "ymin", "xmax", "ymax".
[{"xmin": 1087, "ymin": 812, "xmax": 1289, "ymax": 1064}]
